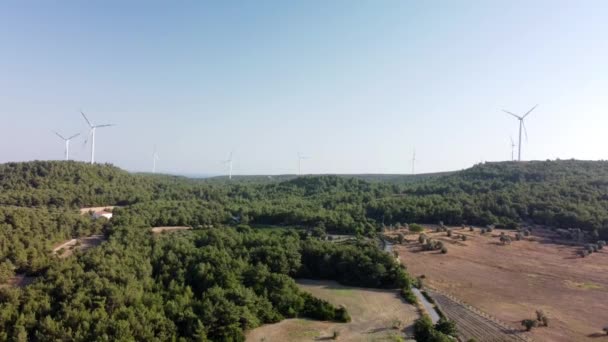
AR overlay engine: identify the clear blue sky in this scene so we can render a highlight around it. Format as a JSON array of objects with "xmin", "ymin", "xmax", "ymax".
[{"xmin": 1, "ymin": 1, "xmax": 607, "ymax": 175}]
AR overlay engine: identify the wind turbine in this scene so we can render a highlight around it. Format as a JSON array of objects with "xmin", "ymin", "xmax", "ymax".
[
  {"xmin": 411, "ymin": 148, "xmax": 416, "ymax": 174},
  {"xmin": 152, "ymin": 147, "xmax": 160, "ymax": 173},
  {"xmin": 81, "ymin": 111, "xmax": 114, "ymax": 164},
  {"xmin": 53, "ymin": 131, "xmax": 80, "ymax": 161},
  {"xmin": 222, "ymin": 151, "xmax": 234, "ymax": 180},
  {"xmin": 298, "ymin": 152, "xmax": 309, "ymax": 176},
  {"xmin": 510, "ymin": 136, "xmax": 516, "ymax": 161},
  {"xmin": 502, "ymin": 105, "xmax": 537, "ymax": 161}
]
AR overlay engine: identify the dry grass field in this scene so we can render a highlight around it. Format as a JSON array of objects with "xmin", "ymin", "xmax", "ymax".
[
  {"xmin": 392, "ymin": 226, "xmax": 608, "ymax": 341},
  {"xmin": 246, "ymin": 279, "xmax": 419, "ymax": 342}
]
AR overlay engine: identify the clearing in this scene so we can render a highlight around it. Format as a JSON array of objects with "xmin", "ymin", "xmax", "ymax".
[
  {"xmin": 150, "ymin": 226, "xmax": 192, "ymax": 234},
  {"xmin": 52, "ymin": 234, "xmax": 106, "ymax": 258},
  {"xmin": 393, "ymin": 225, "xmax": 608, "ymax": 341},
  {"xmin": 0, "ymin": 274, "xmax": 36, "ymax": 289},
  {"xmin": 246, "ymin": 279, "xmax": 419, "ymax": 341}
]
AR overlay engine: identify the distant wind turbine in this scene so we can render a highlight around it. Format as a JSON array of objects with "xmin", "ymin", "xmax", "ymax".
[
  {"xmin": 53, "ymin": 131, "xmax": 80, "ymax": 161},
  {"xmin": 298, "ymin": 152, "xmax": 309, "ymax": 176},
  {"xmin": 152, "ymin": 147, "xmax": 159, "ymax": 173},
  {"xmin": 411, "ymin": 148, "xmax": 416, "ymax": 174},
  {"xmin": 502, "ymin": 105, "xmax": 537, "ymax": 161},
  {"xmin": 81, "ymin": 111, "xmax": 114, "ymax": 164},
  {"xmin": 222, "ymin": 151, "xmax": 234, "ymax": 180},
  {"xmin": 510, "ymin": 136, "xmax": 516, "ymax": 161}
]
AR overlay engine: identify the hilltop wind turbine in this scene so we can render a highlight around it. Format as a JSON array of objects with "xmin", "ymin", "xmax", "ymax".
[
  {"xmin": 81, "ymin": 111, "xmax": 114, "ymax": 164},
  {"xmin": 298, "ymin": 152, "xmax": 309, "ymax": 176},
  {"xmin": 152, "ymin": 147, "xmax": 160, "ymax": 173},
  {"xmin": 510, "ymin": 136, "xmax": 516, "ymax": 161},
  {"xmin": 502, "ymin": 105, "xmax": 537, "ymax": 161},
  {"xmin": 53, "ymin": 131, "xmax": 80, "ymax": 161},
  {"xmin": 222, "ymin": 151, "xmax": 234, "ymax": 180}
]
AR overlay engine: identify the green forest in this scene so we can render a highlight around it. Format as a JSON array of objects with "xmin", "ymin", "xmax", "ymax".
[{"xmin": 1, "ymin": 159, "xmax": 608, "ymax": 340}]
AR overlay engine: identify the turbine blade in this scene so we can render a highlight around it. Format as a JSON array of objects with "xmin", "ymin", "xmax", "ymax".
[
  {"xmin": 502, "ymin": 110, "xmax": 522, "ymax": 119},
  {"xmin": 68, "ymin": 133, "xmax": 80, "ymax": 140},
  {"xmin": 523, "ymin": 104, "xmax": 538, "ymax": 118},
  {"xmin": 522, "ymin": 121, "xmax": 529, "ymax": 142},
  {"xmin": 53, "ymin": 131, "xmax": 66, "ymax": 140},
  {"xmin": 80, "ymin": 111, "xmax": 93, "ymax": 127},
  {"xmin": 95, "ymin": 124, "xmax": 114, "ymax": 128}
]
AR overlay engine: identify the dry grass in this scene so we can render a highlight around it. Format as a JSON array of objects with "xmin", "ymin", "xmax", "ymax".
[
  {"xmin": 394, "ymin": 225, "xmax": 608, "ymax": 342},
  {"xmin": 246, "ymin": 279, "xmax": 419, "ymax": 342},
  {"xmin": 150, "ymin": 226, "xmax": 192, "ymax": 234}
]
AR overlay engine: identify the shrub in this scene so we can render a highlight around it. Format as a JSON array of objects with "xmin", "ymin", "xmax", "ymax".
[
  {"xmin": 515, "ymin": 233, "xmax": 522, "ymax": 241},
  {"xmin": 603, "ymin": 326, "xmax": 608, "ymax": 335},
  {"xmin": 446, "ymin": 230, "xmax": 452, "ymax": 237},
  {"xmin": 409, "ymin": 223, "xmax": 424, "ymax": 233},
  {"xmin": 469, "ymin": 226, "xmax": 474, "ymax": 232},
  {"xmin": 461, "ymin": 235, "xmax": 467, "ymax": 241},
  {"xmin": 396, "ymin": 233, "xmax": 405, "ymax": 244},
  {"xmin": 418, "ymin": 234, "xmax": 426, "ymax": 244},
  {"xmin": 331, "ymin": 330, "xmax": 340, "ymax": 340},
  {"xmin": 435, "ymin": 317, "xmax": 458, "ymax": 336},
  {"xmin": 400, "ymin": 287, "xmax": 417, "ymax": 305},
  {"xmin": 521, "ymin": 319, "xmax": 537, "ymax": 331},
  {"xmin": 441, "ymin": 247, "xmax": 448, "ymax": 254}
]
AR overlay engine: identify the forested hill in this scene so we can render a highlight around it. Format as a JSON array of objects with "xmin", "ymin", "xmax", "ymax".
[{"xmin": 2, "ymin": 160, "xmax": 608, "ymax": 238}]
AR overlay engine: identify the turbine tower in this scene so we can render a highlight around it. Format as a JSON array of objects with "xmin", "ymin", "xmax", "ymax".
[
  {"xmin": 152, "ymin": 147, "xmax": 159, "ymax": 174},
  {"xmin": 411, "ymin": 148, "xmax": 416, "ymax": 174},
  {"xmin": 502, "ymin": 105, "xmax": 537, "ymax": 161},
  {"xmin": 510, "ymin": 136, "xmax": 516, "ymax": 161},
  {"xmin": 298, "ymin": 152, "xmax": 308, "ymax": 176},
  {"xmin": 81, "ymin": 111, "xmax": 114, "ymax": 164},
  {"xmin": 53, "ymin": 131, "xmax": 80, "ymax": 161},
  {"xmin": 223, "ymin": 152, "xmax": 233, "ymax": 180}
]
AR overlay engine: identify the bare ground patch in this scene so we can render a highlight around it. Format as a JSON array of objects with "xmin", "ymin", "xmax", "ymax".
[
  {"xmin": 246, "ymin": 279, "xmax": 419, "ymax": 342},
  {"xmin": 395, "ymin": 225, "xmax": 608, "ymax": 342},
  {"xmin": 151, "ymin": 226, "xmax": 193, "ymax": 234},
  {"xmin": 53, "ymin": 235, "xmax": 106, "ymax": 258}
]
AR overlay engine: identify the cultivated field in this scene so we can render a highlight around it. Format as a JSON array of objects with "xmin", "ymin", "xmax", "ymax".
[
  {"xmin": 246, "ymin": 279, "xmax": 419, "ymax": 341},
  {"xmin": 150, "ymin": 226, "xmax": 192, "ymax": 234},
  {"xmin": 393, "ymin": 226, "xmax": 608, "ymax": 341}
]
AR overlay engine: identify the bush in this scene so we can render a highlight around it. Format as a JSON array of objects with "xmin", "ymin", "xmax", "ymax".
[
  {"xmin": 515, "ymin": 233, "xmax": 522, "ymax": 241},
  {"xmin": 446, "ymin": 230, "xmax": 452, "ymax": 237},
  {"xmin": 469, "ymin": 226, "xmax": 474, "ymax": 232},
  {"xmin": 435, "ymin": 317, "xmax": 458, "ymax": 336},
  {"xmin": 441, "ymin": 247, "xmax": 448, "ymax": 254},
  {"xmin": 400, "ymin": 287, "xmax": 417, "ymax": 305},
  {"xmin": 332, "ymin": 330, "xmax": 340, "ymax": 340},
  {"xmin": 461, "ymin": 235, "xmax": 467, "ymax": 241},
  {"xmin": 409, "ymin": 223, "xmax": 424, "ymax": 233},
  {"xmin": 521, "ymin": 319, "xmax": 537, "ymax": 331},
  {"xmin": 418, "ymin": 234, "xmax": 427, "ymax": 244}
]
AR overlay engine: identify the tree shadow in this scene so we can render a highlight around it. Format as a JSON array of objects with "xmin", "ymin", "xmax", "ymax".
[{"xmin": 587, "ymin": 332, "xmax": 608, "ymax": 338}]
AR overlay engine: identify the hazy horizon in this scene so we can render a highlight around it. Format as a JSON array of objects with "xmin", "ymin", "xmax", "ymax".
[{"xmin": 2, "ymin": 1, "xmax": 608, "ymax": 175}]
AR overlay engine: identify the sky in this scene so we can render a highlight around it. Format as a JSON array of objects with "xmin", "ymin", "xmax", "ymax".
[{"xmin": 1, "ymin": 1, "xmax": 607, "ymax": 175}]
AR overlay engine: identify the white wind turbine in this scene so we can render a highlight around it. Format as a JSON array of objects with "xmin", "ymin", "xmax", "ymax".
[
  {"xmin": 81, "ymin": 111, "xmax": 114, "ymax": 164},
  {"xmin": 222, "ymin": 151, "xmax": 234, "ymax": 180},
  {"xmin": 152, "ymin": 147, "xmax": 160, "ymax": 174},
  {"xmin": 411, "ymin": 148, "xmax": 416, "ymax": 174},
  {"xmin": 297, "ymin": 152, "xmax": 309, "ymax": 176},
  {"xmin": 53, "ymin": 131, "xmax": 80, "ymax": 161},
  {"xmin": 502, "ymin": 105, "xmax": 537, "ymax": 161},
  {"xmin": 510, "ymin": 136, "xmax": 516, "ymax": 161}
]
